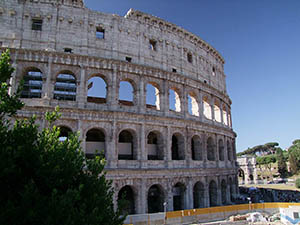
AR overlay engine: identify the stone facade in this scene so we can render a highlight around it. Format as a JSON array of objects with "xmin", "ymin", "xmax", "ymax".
[{"xmin": 0, "ymin": 0, "xmax": 238, "ymax": 214}]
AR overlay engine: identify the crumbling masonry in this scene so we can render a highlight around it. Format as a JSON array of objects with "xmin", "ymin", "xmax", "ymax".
[{"xmin": 0, "ymin": 0, "xmax": 238, "ymax": 214}]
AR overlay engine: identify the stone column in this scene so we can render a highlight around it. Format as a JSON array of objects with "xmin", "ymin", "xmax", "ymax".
[
  {"xmin": 166, "ymin": 126, "xmax": 172, "ymax": 168},
  {"xmin": 186, "ymin": 179, "xmax": 194, "ymax": 209},
  {"xmin": 138, "ymin": 77, "xmax": 145, "ymax": 113},
  {"xmin": 109, "ymin": 68, "xmax": 118, "ymax": 111},
  {"xmin": 140, "ymin": 123, "xmax": 147, "ymax": 168},
  {"xmin": 217, "ymin": 176, "xmax": 222, "ymax": 206},
  {"xmin": 77, "ymin": 65, "xmax": 86, "ymax": 108},
  {"xmin": 167, "ymin": 180, "xmax": 174, "ymax": 211},
  {"xmin": 198, "ymin": 90, "xmax": 204, "ymax": 122},
  {"xmin": 204, "ymin": 176, "xmax": 209, "ymax": 207},
  {"xmin": 42, "ymin": 54, "xmax": 52, "ymax": 103},
  {"xmin": 202, "ymin": 132, "xmax": 207, "ymax": 168},
  {"xmin": 226, "ymin": 176, "xmax": 231, "ymax": 204},
  {"xmin": 182, "ymin": 84, "xmax": 188, "ymax": 118},
  {"xmin": 137, "ymin": 179, "xmax": 147, "ymax": 214},
  {"xmin": 224, "ymin": 138, "xmax": 229, "ymax": 168},
  {"xmin": 210, "ymin": 96, "xmax": 215, "ymax": 122},
  {"xmin": 215, "ymin": 134, "xmax": 219, "ymax": 167},
  {"xmin": 108, "ymin": 121, "xmax": 117, "ymax": 168},
  {"xmin": 186, "ymin": 129, "xmax": 192, "ymax": 167},
  {"xmin": 220, "ymin": 101, "xmax": 224, "ymax": 125},
  {"xmin": 162, "ymin": 80, "xmax": 169, "ymax": 116}
]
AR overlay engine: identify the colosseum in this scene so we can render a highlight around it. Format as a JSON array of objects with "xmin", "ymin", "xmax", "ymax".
[{"xmin": 1, "ymin": 0, "xmax": 238, "ymax": 214}]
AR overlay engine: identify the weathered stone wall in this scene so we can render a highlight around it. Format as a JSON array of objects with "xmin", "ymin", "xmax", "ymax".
[{"xmin": 0, "ymin": 0, "xmax": 238, "ymax": 214}]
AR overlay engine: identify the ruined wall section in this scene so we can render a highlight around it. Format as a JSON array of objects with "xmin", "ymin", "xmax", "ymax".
[{"xmin": 0, "ymin": 1, "xmax": 227, "ymax": 93}]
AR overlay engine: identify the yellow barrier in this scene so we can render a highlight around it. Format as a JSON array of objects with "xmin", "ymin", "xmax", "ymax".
[{"xmin": 165, "ymin": 202, "xmax": 300, "ymax": 220}]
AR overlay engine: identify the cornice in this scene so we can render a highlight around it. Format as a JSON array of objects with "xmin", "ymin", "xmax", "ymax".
[{"xmin": 125, "ymin": 9, "xmax": 225, "ymax": 64}]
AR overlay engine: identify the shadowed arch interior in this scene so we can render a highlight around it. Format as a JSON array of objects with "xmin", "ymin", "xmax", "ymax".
[
  {"xmin": 118, "ymin": 130, "xmax": 136, "ymax": 160},
  {"xmin": 209, "ymin": 180, "xmax": 217, "ymax": 207},
  {"xmin": 218, "ymin": 139, "xmax": 224, "ymax": 161},
  {"xmin": 192, "ymin": 135, "xmax": 202, "ymax": 160},
  {"xmin": 173, "ymin": 182, "xmax": 185, "ymax": 211},
  {"xmin": 207, "ymin": 137, "xmax": 215, "ymax": 161},
  {"xmin": 85, "ymin": 128, "xmax": 105, "ymax": 159},
  {"xmin": 147, "ymin": 185, "xmax": 165, "ymax": 213},
  {"xmin": 171, "ymin": 133, "xmax": 185, "ymax": 160},
  {"xmin": 147, "ymin": 131, "xmax": 164, "ymax": 160},
  {"xmin": 118, "ymin": 185, "xmax": 135, "ymax": 215},
  {"xmin": 58, "ymin": 126, "xmax": 72, "ymax": 142},
  {"xmin": 221, "ymin": 179, "xmax": 227, "ymax": 205},
  {"xmin": 193, "ymin": 181, "xmax": 205, "ymax": 208}
]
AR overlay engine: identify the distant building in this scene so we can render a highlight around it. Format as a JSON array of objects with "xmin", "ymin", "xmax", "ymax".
[{"xmin": 237, "ymin": 156, "xmax": 258, "ymax": 184}]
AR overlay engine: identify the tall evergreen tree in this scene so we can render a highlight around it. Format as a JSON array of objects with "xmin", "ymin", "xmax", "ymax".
[
  {"xmin": 276, "ymin": 148, "xmax": 287, "ymax": 178},
  {"xmin": 288, "ymin": 140, "xmax": 300, "ymax": 175}
]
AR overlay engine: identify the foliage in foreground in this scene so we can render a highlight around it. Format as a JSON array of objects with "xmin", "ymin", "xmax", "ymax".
[{"xmin": 0, "ymin": 50, "xmax": 125, "ymax": 225}]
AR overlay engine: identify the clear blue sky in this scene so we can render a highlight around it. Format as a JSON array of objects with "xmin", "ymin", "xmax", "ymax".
[{"xmin": 85, "ymin": 0, "xmax": 300, "ymax": 152}]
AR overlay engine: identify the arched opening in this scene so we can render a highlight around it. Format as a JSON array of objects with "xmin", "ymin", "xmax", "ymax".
[
  {"xmin": 238, "ymin": 168, "xmax": 245, "ymax": 184},
  {"xmin": 21, "ymin": 68, "xmax": 43, "ymax": 98},
  {"xmin": 118, "ymin": 185, "xmax": 135, "ymax": 215},
  {"xmin": 173, "ymin": 182, "xmax": 185, "ymax": 211},
  {"xmin": 221, "ymin": 179, "xmax": 227, "ymax": 205},
  {"xmin": 203, "ymin": 96, "xmax": 212, "ymax": 120},
  {"xmin": 118, "ymin": 130, "xmax": 136, "ymax": 160},
  {"xmin": 249, "ymin": 174, "xmax": 254, "ymax": 184},
  {"xmin": 58, "ymin": 126, "xmax": 72, "ymax": 142},
  {"xmin": 54, "ymin": 71, "xmax": 76, "ymax": 101},
  {"xmin": 146, "ymin": 83, "xmax": 160, "ymax": 110},
  {"xmin": 85, "ymin": 128, "xmax": 105, "ymax": 159},
  {"xmin": 227, "ymin": 140, "xmax": 232, "ymax": 161},
  {"xmin": 188, "ymin": 93, "xmax": 199, "ymax": 116},
  {"xmin": 193, "ymin": 182, "xmax": 205, "ymax": 209},
  {"xmin": 187, "ymin": 52, "xmax": 193, "ymax": 63},
  {"xmin": 209, "ymin": 180, "xmax": 218, "ymax": 207},
  {"xmin": 147, "ymin": 185, "xmax": 165, "ymax": 213},
  {"xmin": 119, "ymin": 80, "xmax": 134, "ymax": 106},
  {"xmin": 222, "ymin": 105, "xmax": 228, "ymax": 126},
  {"xmin": 171, "ymin": 133, "xmax": 185, "ymax": 160},
  {"xmin": 87, "ymin": 76, "xmax": 107, "ymax": 104},
  {"xmin": 147, "ymin": 131, "xmax": 163, "ymax": 160},
  {"xmin": 169, "ymin": 88, "xmax": 181, "ymax": 112},
  {"xmin": 218, "ymin": 139, "xmax": 224, "ymax": 161},
  {"xmin": 214, "ymin": 99, "xmax": 221, "ymax": 123},
  {"xmin": 207, "ymin": 137, "xmax": 215, "ymax": 161},
  {"xmin": 191, "ymin": 135, "xmax": 202, "ymax": 160}
]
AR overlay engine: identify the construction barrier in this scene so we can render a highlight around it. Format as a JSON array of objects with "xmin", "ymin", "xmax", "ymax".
[{"xmin": 123, "ymin": 202, "xmax": 300, "ymax": 225}]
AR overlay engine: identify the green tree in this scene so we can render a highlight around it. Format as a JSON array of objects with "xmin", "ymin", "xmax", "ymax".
[
  {"xmin": 288, "ymin": 139, "xmax": 300, "ymax": 175},
  {"xmin": 276, "ymin": 148, "xmax": 287, "ymax": 178},
  {"xmin": 256, "ymin": 154, "xmax": 276, "ymax": 179},
  {"xmin": 296, "ymin": 178, "xmax": 300, "ymax": 189},
  {"xmin": 0, "ymin": 50, "xmax": 125, "ymax": 225}
]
